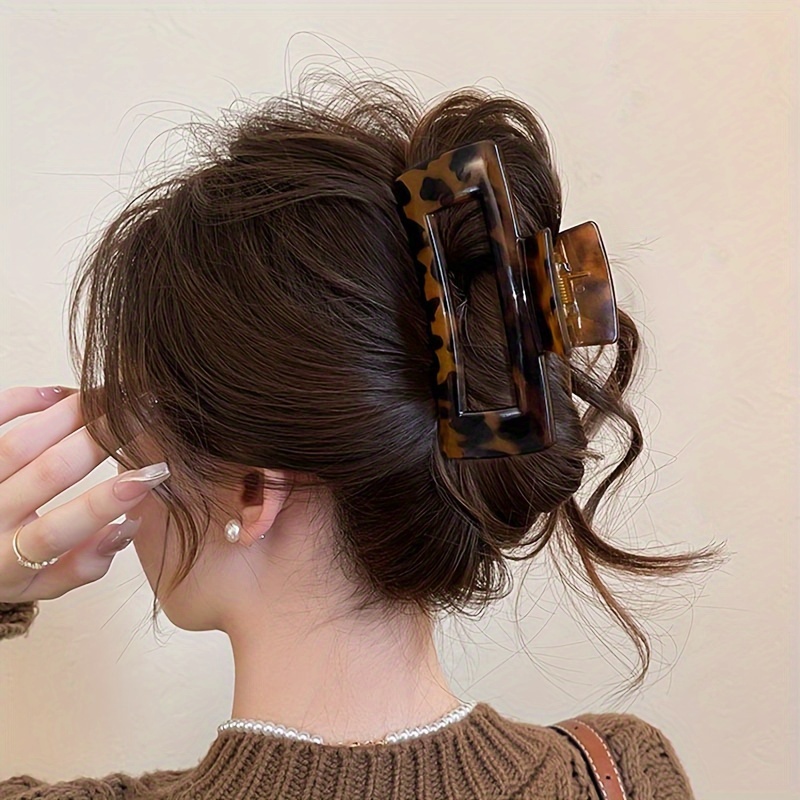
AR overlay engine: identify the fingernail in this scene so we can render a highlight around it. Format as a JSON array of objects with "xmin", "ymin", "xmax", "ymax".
[
  {"xmin": 97, "ymin": 517, "xmax": 141, "ymax": 557},
  {"xmin": 112, "ymin": 462, "xmax": 170, "ymax": 501},
  {"xmin": 37, "ymin": 386, "xmax": 68, "ymax": 402}
]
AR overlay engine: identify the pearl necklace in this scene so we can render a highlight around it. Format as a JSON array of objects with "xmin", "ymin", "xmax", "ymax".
[{"xmin": 218, "ymin": 700, "xmax": 477, "ymax": 747}]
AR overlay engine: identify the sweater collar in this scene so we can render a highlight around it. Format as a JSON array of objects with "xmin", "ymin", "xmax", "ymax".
[{"xmin": 170, "ymin": 702, "xmax": 554, "ymax": 799}]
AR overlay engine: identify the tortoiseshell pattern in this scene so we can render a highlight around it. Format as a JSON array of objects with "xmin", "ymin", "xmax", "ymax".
[
  {"xmin": 527, "ymin": 222, "xmax": 619, "ymax": 359},
  {"xmin": 393, "ymin": 140, "xmax": 618, "ymax": 460}
]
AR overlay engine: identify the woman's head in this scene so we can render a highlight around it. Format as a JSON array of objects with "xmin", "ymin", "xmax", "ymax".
[{"xmin": 68, "ymin": 75, "xmax": 724, "ymax": 691}]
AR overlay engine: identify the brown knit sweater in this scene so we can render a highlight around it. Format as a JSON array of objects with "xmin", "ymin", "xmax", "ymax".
[{"xmin": 1, "ymin": 601, "xmax": 696, "ymax": 799}]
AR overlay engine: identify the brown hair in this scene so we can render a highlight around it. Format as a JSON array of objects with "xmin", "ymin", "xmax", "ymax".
[{"xmin": 67, "ymin": 74, "xmax": 726, "ymax": 693}]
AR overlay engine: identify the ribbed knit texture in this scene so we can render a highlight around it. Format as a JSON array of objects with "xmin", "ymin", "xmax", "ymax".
[{"xmin": 1, "ymin": 601, "xmax": 696, "ymax": 799}]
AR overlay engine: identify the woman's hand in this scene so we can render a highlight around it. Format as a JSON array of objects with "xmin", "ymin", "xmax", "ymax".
[{"xmin": 0, "ymin": 385, "xmax": 170, "ymax": 604}]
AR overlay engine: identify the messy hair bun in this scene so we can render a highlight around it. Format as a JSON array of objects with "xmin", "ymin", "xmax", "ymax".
[{"xmin": 69, "ymin": 74, "xmax": 726, "ymax": 692}]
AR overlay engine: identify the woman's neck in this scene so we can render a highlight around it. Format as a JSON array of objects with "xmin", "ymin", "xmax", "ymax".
[{"xmin": 225, "ymin": 592, "xmax": 461, "ymax": 744}]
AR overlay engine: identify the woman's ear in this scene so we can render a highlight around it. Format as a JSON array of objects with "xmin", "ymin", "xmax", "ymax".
[{"xmin": 238, "ymin": 469, "xmax": 291, "ymax": 548}]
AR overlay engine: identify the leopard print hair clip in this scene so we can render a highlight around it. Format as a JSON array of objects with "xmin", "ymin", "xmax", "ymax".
[{"xmin": 393, "ymin": 140, "xmax": 619, "ymax": 459}]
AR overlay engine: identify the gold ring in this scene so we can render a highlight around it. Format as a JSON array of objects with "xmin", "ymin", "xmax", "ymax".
[{"xmin": 12, "ymin": 524, "xmax": 60, "ymax": 570}]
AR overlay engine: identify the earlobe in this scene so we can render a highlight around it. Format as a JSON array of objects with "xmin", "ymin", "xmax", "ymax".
[
  {"xmin": 224, "ymin": 515, "xmax": 266, "ymax": 547},
  {"xmin": 241, "ymin": 528, "xmax": 268, "ymax": 547}
]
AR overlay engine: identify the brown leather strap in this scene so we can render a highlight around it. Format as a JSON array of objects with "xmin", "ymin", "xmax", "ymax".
[{"xmin": 550, "ymin": 718, "xmax": 629, "ymax": 800}]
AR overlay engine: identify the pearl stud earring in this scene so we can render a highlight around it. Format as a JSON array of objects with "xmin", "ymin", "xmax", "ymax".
[
  {"xmin": 224, "ymin": 519, "xmax": 241, "ymax": 543},
  {"xmin": 224, "ymin": 519, "xmax": 268, "ymax": 543}
]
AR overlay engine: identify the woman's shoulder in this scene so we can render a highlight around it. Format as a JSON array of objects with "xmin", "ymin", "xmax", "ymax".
[
  {"xmin": 572, "ymin": 709, "xmax": 693, "ymax": 768},
  {"xmin": 469, "ymin": 701, "xmax": 698, "ymax": 799},
  {"xmin": 559, "ymin": 710, "xmax": 696, "ymax": 799},
  {"xmin": 0, "ymin": 767, "xmax": 191, "ymax": 799}
]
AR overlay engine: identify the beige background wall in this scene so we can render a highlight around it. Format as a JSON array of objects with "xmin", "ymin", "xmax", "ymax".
[{"xmin": 1, "ymin": 3, "xmax": 797, "ymax": 799}]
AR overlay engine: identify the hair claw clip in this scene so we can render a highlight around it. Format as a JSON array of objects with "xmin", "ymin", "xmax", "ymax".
[
  {"xmin": 523, "ymin": 221, "xmax": 619, "ymax": 361},
  {"xmin": 394, "ymin": 140, "xmax": 619, "ymax": 460}
]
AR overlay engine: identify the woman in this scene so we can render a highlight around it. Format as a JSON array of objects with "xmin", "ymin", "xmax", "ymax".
[{"xmin": 0, "ymin": 76, "xmax": 725, "ymax": 799}]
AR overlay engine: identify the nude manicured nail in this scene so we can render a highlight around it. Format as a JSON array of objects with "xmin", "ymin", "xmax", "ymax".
[
  {"xmin": 37, "ymin": 386, "xmax": 67, "ymax": 402},
  {"xmin": 97, "ymin": 517, "xmax": 141, "ymax": 556},
  {"xmin": 112, "ymin": 462, "xmax": 170, "ymax": 501}
]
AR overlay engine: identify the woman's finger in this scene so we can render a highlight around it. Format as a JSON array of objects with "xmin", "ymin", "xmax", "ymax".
[
  {"xmin": 0, "ymin": 385, "xmax": 78, "ymax": 429},
  {"xmin": 0, "ymin": 389, "xmax": 84, "ymax": 484},
  {"xmin": 0, "ymin": 423, "xmax": 118, "ymax": 526},
  {"xmin": 3, "ymin": 462, "xmax": 169, "ymax": 575},
  {"xmin": 3, "ymin": 517, "xmax": 140, "ymax": 603}
]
